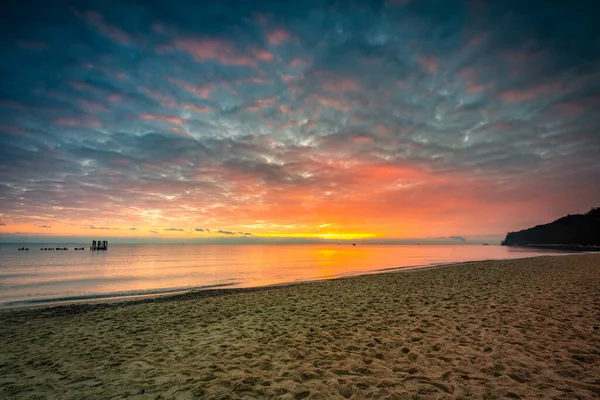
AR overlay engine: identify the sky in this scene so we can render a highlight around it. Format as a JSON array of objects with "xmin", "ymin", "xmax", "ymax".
[{"xmin": 1, "ymin": 0, "xmax": 599, "ymax": 244}]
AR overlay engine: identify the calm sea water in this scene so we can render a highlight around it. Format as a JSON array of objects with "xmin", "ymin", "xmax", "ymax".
[{"xmin": 0, "ymin": 244, "xmax": 568, "ymax": 307}]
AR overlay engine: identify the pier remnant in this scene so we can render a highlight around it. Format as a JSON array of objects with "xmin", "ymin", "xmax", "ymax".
[{"xmin": 91, "ymin": 240, "xmax": 108, "ymax": 251}]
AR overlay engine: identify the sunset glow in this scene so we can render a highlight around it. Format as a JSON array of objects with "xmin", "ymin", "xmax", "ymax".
[{"xmin": 1, "ymin": 0, "xmax": 599, "ymax": 243}]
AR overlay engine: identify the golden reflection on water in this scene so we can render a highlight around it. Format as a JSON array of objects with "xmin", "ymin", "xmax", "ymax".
[{"xmin": 0, "ymin": 244, "xmax": 562, "ymax": 306}]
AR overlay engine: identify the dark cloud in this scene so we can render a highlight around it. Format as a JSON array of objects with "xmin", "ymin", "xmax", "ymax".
[
  {"xmin": 87, "ymin": 225, "xmax": 113, "ymax": 230},
  {"xmin": 217, "ymin": 230, "xmax": 236, "ymax": 235},
  {"xmin": 448, "ymin": 236, "xmax": 466, "ymax": 242},
  {"xmin": 38, "ymin": 225, "xmax": 52, "ymax": 228},
  {"xmin": 129, "ymin": 227, "xmax": 137, "ymax": 230},
  {"xmin": 164, "ymin": 228, "xmax": 184, "ymax": 231},
  {"xmin": 194, "ymin": 228, "xmax": 207, "ymax": 232},
  {"xmin": 150, "ymin": 230, "xmax": 158, "ymax": 234}
]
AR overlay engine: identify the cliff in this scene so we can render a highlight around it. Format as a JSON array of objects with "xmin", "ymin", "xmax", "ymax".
[{"xmin": 502, "ymin": 208, "xmax": 600, "ymax": 246}]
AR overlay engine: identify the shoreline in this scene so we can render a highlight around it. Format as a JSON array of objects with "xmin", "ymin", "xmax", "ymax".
[
  {"xmin": 0, "ymin": 252, "xmax": 584, "ymax": 313},
  {"xmin": 1, "ymin": 253, "xmax": 599, "ymax": 399}
]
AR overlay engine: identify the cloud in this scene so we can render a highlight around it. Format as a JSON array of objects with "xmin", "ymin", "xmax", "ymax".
[
  {"xmin": 87, "ymin": 225, "xmax": 113, "ymax": 230},
  {"xmin": 150, "ymin": 230, "xmax": 158, "ymax": 234},
  {"xmin": 164, "ymin": 228, "xmax": 185, "ymax": 231},
  {"xmin": 217, "ymin": 230, "xmax": 236, "ymax": 235},
  {"xmin": 1, "ymin": 0, "xmax": 599, "ymax": 242},
  {"xmin": 38, "ymin": 225, "xmax": 52, "ymax": 228},
  {"xmin": 448, "ymin": 236, "xmax": 467, "ymax": 242},
  {"xmin": 129, "ymin": 227, "xmax": 137, "ymax": 230},
  {"xmin": 194, "ymin": 228, "xmax": 208, "ymax": 232},
  {"xmin": 140, "ymin": 114, "xmax": 188, "ymax": 126},
  {"xmin": 174, "ymin": 38, "xmax": 257, "ymax": 67},
  {"xmin": 78, "ymin": 10, "xmax": 132, "ymax": 46},
  {"xmin": 267, "ymin": 29, "xmax": 290, "ymax": 46}
]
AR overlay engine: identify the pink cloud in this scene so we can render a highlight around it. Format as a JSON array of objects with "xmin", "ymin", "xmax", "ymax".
[
  {"xmin": 108, "ymin": 93, "xmax": 123, "ymax": 103},
  {"xmin": 467, "ymin": 84, "xmax": 486, "ymax": 93},
  {"xmin": 498, "ymin": 84, "xmax": 560, "ymax": 103},
  {"xmin": 554, "ymin": 102, "xmax": 585, "ymax": 116},
  {"xmin": 54, "ymin": 116, "xmax": 101, "ymax": 127},
  {"xmin": 248, "ymin": 46, "xmax": 274, "ymax": 62},
  {"xmin": 419, "ymin": 55, "xmax": 438, "ymax": 73},
  {"xmin": 169, "ymin": 127, "xmax": 188, "ymax": 136},
  {"xmin": 267, "ymin": 29, "xmax": 290, "ymax": 46},
  {"xmin": 141, "ymin": 87, "xmax": 178, "ymax": 108},
  {"xmin": 467, "ymin": 32, "xmax": 488, "ymax": 48},
  {"xmin": 175, "ymin": 38, "xmax": 257, "ymax": 67},
  {"xmin": 352, "ymin": 136, "xmax": 374, "ymax": 144},
  {"xmin": 80, "ymin": 99, "xmax": 109, "ymax": 113},
  {"xmin": 167, "ymin": 77, "xmax": 213, "ymax": 98},
  {"xmin": 238, "ymin": 77, "xmax": 270, "ymax": 85},
  {"xmin": 322, "ymin": 78, "xmax": 361, "ymax": 93},
  {"xmin": 245, "ymin": 97, "xmax": 277, "ymax": 112},
  {"xmin": 184, "ymin": 104, "xmax": 212, "ymax": 113},
  {"xmin": 140, "ymin": 114, "xmax": 188, "ymax": 126},
  {"xmin": 278, "ymin": 105, "xmax": 293, "ymax": 115},
  {"xmin": 69, "ymin": 81, "xmax": 96, "ymax": 91},
  {"xmin": 80, "ymin": 11, "xmax": 132, "ymax": 46},
  {"xmin": 289, "ymin": 58, "xmax": 310, "ymax": 68},
  {"xmin": 375, "ymin": 124, "xmax": 390, "ymax": 135},
  {"xmin": 312, "ymin": 94, "xmax": 353, "ymax": 112},
  {"xmin": 458, "ymin": 67, "xmax": 489, "ymax": 93}
]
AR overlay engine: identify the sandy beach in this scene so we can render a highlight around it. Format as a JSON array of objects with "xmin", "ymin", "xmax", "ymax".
[{"xmin": 1, "ymin": 254, "xmax": 599, "ymax": 400}]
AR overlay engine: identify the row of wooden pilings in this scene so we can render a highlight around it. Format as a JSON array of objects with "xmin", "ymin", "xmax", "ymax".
[{"xmin": 91, "ymin": 240, "xmax": 108, "ymax": 251}]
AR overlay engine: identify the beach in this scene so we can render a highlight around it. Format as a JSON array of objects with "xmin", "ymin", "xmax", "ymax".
[{"xmin": 1, "ymin": 254, "xmax": 599, "ymax": 399}]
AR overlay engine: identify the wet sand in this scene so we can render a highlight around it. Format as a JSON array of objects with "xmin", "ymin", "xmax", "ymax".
[{"xmin": 1, "ymin": 254, "xmax": 599, "ymax": 399}]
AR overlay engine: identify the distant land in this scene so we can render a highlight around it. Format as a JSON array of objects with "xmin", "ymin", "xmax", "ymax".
[{"xmin": 502, "ymin": 208, "xmax": 600, "ymax": 249}]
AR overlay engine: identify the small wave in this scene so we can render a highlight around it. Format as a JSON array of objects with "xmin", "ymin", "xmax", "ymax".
[{"xmin": 1, "ymin": 282, "xmax": 241, "ymax": 308}]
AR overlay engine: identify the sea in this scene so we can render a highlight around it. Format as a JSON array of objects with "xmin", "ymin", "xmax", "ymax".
[{"xmin": 0, "ymin": 243, "xmax": 571, "ymax": 308}]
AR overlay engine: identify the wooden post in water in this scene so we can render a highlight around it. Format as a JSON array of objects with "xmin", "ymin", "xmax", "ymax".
[{"xmin": 90, "ymin": 239, "xmax": 108, "ymax": 251}]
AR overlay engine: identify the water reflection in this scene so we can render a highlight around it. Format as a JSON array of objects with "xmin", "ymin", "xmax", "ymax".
[{"xmin": 0, "ymin": 244, "xmax": 569, "ymax": 306}]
